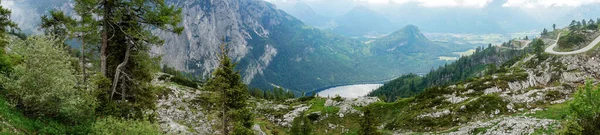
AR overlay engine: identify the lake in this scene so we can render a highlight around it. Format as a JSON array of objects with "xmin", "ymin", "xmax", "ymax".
[{"xmin": 317, "ymin": 84, "xmax": 383, "ymax": 98}]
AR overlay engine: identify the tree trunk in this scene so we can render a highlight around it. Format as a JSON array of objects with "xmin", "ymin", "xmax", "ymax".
[
  {"xmin": 222, "ymin": 88, "xmax": 229, "ymax": 135},
  {"xmin": 110, "ymin": 37, "xmax": 132, "ymax": 100},
  {"xmin": 100, "ymin": 0, "xmax": 111, "ymax": 77}
]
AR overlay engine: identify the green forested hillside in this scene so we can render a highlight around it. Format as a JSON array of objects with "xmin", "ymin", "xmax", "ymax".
[
  {"xmin": 370, "ymin": 42, "xmax": 530, "ymax": 101},
  {"xmin": 243, "ymin": 20, "xmax": 479, "ymax": 93}
]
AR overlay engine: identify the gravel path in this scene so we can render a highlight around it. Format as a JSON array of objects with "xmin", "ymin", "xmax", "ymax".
[{"xmin": 545, "ymin": 33, "xmax": 600, "ymax": 55}]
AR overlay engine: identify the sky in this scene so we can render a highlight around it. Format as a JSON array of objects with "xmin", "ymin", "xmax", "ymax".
[{"xmin": 266, "ymin": 0, "xmax": 600, "ymax": 8}]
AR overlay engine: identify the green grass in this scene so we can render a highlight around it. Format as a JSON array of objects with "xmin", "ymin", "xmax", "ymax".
[
  {"xmin": 255, "ymin": 117, "xmax": 287, "ymax": 135},
  {"xmin": 307, "ymin": 98, "xmax": 339, "ymax": 114},
  {"xmin": 526, "ymin": 103, "xmax": 570, "ymax": 120},
  {"xmin": 532, "ymin": 123, "xmax": 558, "ymax": 135},
  {"xmin": 472, "ymin": 127, "xmax": 491, "ymax": 134},
  {"xmin": 0, "ymin": 95, "xmax": 89, "ymax": 134}
]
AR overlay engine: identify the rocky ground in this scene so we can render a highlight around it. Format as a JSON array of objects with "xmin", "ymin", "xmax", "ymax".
[
  {"xmin": 153, "ymin": 75, "xmax": 216, "ymax": 135},
  {"xmin": 149, "ymin": 48, "xmax": 600, "ymax": 134},
  {"xmin": 394, "ymin": 51, "xmax": 600, "ymax": 134}
]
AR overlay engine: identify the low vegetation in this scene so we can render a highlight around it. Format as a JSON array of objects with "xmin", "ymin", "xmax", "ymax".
[
  {"xmin": 560, "ymin": 80, "xmax": 600, "ymax": 134},
  {"xmin": 370, "ymin": 44, "xmax": 527, "ymax": 102}
]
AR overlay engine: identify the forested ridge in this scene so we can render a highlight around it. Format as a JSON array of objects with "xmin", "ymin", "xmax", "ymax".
[{"xmin": 369, "ymin": 40, "xmax": 541, "ymax": 102}]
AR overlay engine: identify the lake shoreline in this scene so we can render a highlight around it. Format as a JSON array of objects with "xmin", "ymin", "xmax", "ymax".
[{"xmin": 317, "ymin": 84, "xmax": 384, "ymax": 98}]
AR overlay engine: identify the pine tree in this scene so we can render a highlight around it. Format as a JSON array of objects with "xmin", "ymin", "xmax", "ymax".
[
  {"xmin": 51, "ymin": 0, "xmax": 185, "ymax": 117},
  {"xmin": 542, "ymin": 28, "xmax": 548, "ymax": 35},
  {"xmin": 290, "ymin": 113, "xmax": 313, "ymax": 135},
  {"xmin": 553, "ymin": 24, "xmax": 556, "ymax": 30},
  {"xmin": 359, "ymin": 106, "xmax": 380, "ymax": 135},
  {"xmin": 486, "ymin": 64, "xmax": 497, "ymax": 75},
  {"xmin": 570, "ymin": 20, "xmax": 578, "ymax": 30},
  {"xmin": 40, "ymin": 4, "xmax": 100, "ymax": 89},
  {"xmin": 0, "ymin": 0, "xmax": 19, "ymax": 73},
  {"xmin": 205, "ymin": 42, "xmax": 253, "ymax": 135},
  {"xmin": 533, "ymin": 39, "xmax": 545, "ymax": 59}
]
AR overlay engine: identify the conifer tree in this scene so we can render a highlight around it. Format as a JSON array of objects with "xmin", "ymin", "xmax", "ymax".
[
  {"xmin": 46, "ymin": 0, "xmax": 184, "ymax": 117},
  {"xmin": 533, "ymin": 39, "xmax": 545, "ymax": 59},
  {"xmin": 0, "ymin": 0, "xmax": 19, "ymax": 73},
  {"xmin": 41, "ymin": 6, "xmax": 99, "ymax": 88},
  {"xmin": 290, "ymin": 113, "xmax": 313, "ymax": 135},
  {"xmin": 206, "ymin": 42, "xmax": 253, "ymax": 135},
  {"xmin": 359, "ymin": 106, "xmax": 380, "ymax": 135}
]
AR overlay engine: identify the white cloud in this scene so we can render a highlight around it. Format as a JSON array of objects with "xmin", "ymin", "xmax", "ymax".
[
  {"xmin": 309, "ymin": 0, "xmax": 493, "ymax": 8},
  {"xmin": 267, "ymin": 0, "xmax": 600, "ymax": 8},
  {"xmin": 408, "ymin": 0, "xmax": 493, "ymax": 8},
  {"xmin": 503, "ymin": 0, "xmax": 600, "ymax": 8}
]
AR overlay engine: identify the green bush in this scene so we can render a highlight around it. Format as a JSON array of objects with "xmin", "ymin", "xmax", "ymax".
[
  {"xmin": 298, "ymin": 96, "xmax": 315, "ymax": 102},
  {"xmin": 170, "ymin": 75, "xmax": 198, "ymax": 88},
  {"xmin": 332, "ymin": 95, "xmax": 344, "ymax": 102},
  {"xmin": 0, "ymin": 36, "xmax": 96, "ymax": 123},
  {"xmin": 558, "ymin": 32, "xmax": 585, "ymax": 49},
  {"xmin": 561, "ymin": 80, "xmax": 600, "ymax": 134},
  {"xmin": 461, "ymin": 94, "xmax": 507, "ymax": 116},
  {"xmin": 91, "ymin": 116, "xmax": 163, "ymax": 135}
]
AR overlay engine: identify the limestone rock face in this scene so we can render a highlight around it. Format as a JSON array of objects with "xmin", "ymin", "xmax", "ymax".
[{"xmin": 153, "ymin": 0, "xmax": 286, "ymax": 81}]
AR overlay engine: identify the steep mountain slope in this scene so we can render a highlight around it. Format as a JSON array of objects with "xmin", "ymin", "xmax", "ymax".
[
  {"xmin": 370, "ymin": 25, "xmax": 440, "ymax": 54},
  {"xmin": 153, "ymin": 0, "xmax": 378, "ymax": 92},
  {"xmin": 370, "ymin": 41, "xmax": 527, "ymax": 101},
  {"xmin": 6, "ymin": 0, "xmax": 478, "ymax": 93},
  {"xmin": 153, "ymin": 0, "xmax": 477, "ymax": 92},
  {"xmin": 364, "ymin": 25, "xmax": 477, "ymax": 75}
]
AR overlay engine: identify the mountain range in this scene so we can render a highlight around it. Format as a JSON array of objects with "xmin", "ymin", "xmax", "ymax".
[
  {"xmin": 5, "ymin": 0, "xmax": 479, "ymax": 93},
  {"xmin": 269, "ymin": 0, "xmax": 600, "ymax": 36}
]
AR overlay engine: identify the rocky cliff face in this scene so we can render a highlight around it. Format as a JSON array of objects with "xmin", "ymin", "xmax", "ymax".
[
  {"xmin": 154, "ymin": 0, "xmax": 287, "ymax": 81},
  {"xmin": 153, "ymin": 0, "xmax": 401, "ymax": 91}
]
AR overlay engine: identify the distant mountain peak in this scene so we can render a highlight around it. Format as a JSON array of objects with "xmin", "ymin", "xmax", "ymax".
[{"xmin": 389, "ymin": 25, "xmax": 427, "ymax": 40}]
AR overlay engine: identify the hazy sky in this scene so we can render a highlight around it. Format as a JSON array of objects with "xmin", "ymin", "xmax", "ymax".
[{"xmin": 266, "ymin": 0, "xmax": 600, "ymax": 8}]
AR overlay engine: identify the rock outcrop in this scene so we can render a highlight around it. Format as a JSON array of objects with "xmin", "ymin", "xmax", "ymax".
[{"xmin": 154, "ymin": 78, "xmax": 214, "ymax": 134}]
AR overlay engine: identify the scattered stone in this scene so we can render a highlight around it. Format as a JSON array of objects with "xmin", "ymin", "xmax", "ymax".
[{"xmin": 253, "ymin": 124, "xmax": 266, "ymax": 135}]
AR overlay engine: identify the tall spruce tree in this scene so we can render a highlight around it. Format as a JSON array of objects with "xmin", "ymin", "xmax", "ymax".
[
  {"xmin": 103, "ymin": 0, "xmax": 183, "ymax": 117},
  {"xmin": 290, "ymin": 113, "xmax": 313, "ymax": 135},
  {"xmin": 47, "ymin": 0, "xmax": 184, "ymax": 117},
  {"xmin": 205, "ymin": 42, "xmax": 253, "ymax": 135},
  {"xmin": 0, "ymin": 0, "xmax": 19, "ymax": 73},
  {"xmin": 359, "ymin": 106, "xmax": 380, "ymax": 135},
  {"xmin": 533, "ymin": 39, "xmax": 545, "ymax": 60}
]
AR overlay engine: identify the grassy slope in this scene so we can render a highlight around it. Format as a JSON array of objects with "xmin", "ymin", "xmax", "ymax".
[{"xmin": 0, "ymin": 95, "xmax": 87, "ymax": 134}]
